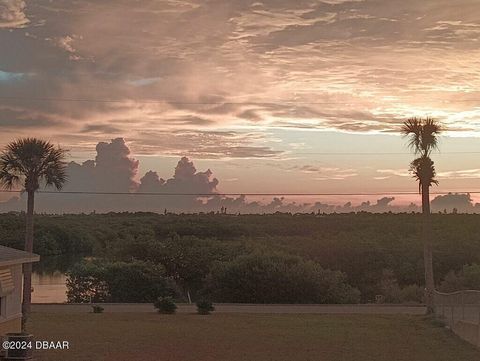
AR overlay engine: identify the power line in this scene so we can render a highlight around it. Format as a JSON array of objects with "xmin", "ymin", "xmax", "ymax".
[
  {"xmin": 291, "ymin": 151, "xmax": 480, "ymax": 155},
  {"xmin": 1, "ymin": 190, "xmax": 479, "ymax": 196},
  {"xmin": 129, "ymin": 151, "xmax": 480, "ymax": 156},
  {"xmin": 0, "ymin": 95, "xmax": 479, "ymax": 106},
  {"xmin": 0, "ymin": 95, "xmax": 357, "ymax": 105}
]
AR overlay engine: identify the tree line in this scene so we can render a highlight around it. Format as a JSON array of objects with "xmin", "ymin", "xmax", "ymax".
[{"xmin": 2, "ymin": 212, "xmax": 480, "ymax": 303}]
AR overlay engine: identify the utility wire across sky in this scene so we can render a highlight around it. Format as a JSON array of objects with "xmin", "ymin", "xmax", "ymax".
[
  {"xmin": 1, "ymin": 95, "xmax": 480, "ymax": 105},
  {"xmin": 0, "ymin": 190, "xmax": 479, "ymax": 196},
  {"xmin": 290, "ymin": 151, "xmax": 480, "ymax": 155}
]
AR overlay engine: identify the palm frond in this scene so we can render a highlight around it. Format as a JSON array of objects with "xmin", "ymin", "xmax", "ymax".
[
  {"xmin": 0, "ymin": 170, "xmax": 20, "ymax": 190},
  {"xmin": 422, "ymin": 117, "xmax": 442, "ymax": 154},
  {"xmin": 401, "ymin": 118, "xmax": 423, "ymax": 154},
  {"xmin": 402, "ymin": 117, "xmax": 442, "ymax": 157},
  {"xmin": 0, "ymin": 138, "xmax": 68, "ymax": 191},
  {"xmin": 409, "ymin": 156, "xmax": 438, "ymax": 194}
]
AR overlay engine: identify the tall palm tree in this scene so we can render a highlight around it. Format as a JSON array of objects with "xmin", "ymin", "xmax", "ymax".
[
  {"xmin": 401, "ymin": 117, "xmax": 441, "ymax": 313},
  {"xmin": 0, "ymin": 138, "xmax": 67, "ymax": 331}
]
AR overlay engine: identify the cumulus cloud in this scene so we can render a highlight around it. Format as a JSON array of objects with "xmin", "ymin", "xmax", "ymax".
[
  {"xmin": 91, "ymin": 138, "xmax": 139, "ymax": 191},
  {"xmin": 163, "ymin": 157, "xmax": 218, "ymax": 194},
  {"xmin": 138, "ymin": 171, "xmax": 165, "ymax": 193},
  {"xmin": 431, "ymin": 193, "xmax": 480, "ymax": 213},
  {"xmin": 59, "ymin": 138, "xmax": 140, "ymax": 194},
  {"xmin": 0, "ymin": 138, "xmax": 220, "ymax": 213},
  {"xmin": 0, "ymin": 0, "xmax": 29, "ymax": 28}
]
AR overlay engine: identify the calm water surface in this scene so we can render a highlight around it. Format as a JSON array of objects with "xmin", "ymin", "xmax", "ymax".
[
  {"xmin": 32, "ymin": 271, "xmax": 67, "ymax": 303},
  {"xmin": 32, "ymin": 254, "xmax": 81, "ymax": 303}
]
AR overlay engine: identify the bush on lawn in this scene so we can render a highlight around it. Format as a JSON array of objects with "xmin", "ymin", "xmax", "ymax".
[
  {"xmin": 154, "ymin": 296, "xmax": 177, "ymax": 314},
  {"xmin": 92, "ymin": 305, "xmax": 104, "ymax": 313},
  {"xmin": 196, "ymin": 299, "xmax": 215, "ymax": 315}
]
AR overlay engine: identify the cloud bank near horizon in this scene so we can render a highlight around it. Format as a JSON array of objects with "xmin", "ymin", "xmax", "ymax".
[{"xmin": 0, "ymin": 138, "xmax": 479, "ymax": 214}]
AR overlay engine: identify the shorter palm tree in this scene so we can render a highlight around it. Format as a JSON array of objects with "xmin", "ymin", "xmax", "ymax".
[
  {"xmin": 402, "ymin": 117, "xmax": 441, "ymax": 313},
  {"xmin": 0, "ymin": 138, "xmax": 67, "ymax": 331}
]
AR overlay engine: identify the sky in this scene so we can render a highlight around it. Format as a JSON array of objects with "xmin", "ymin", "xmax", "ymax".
[{"xmin": 0, "ymin": 0, "xmax": 480, "ymax": 212}]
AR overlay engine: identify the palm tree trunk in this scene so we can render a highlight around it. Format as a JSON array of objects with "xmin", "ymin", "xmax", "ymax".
[
  {"xmin": 22, "ymin": 190, "xmax": 34, "ymax": 332},
  {"xmin": 422, "ymin": 183, "xmax": 435, "ymax": 314}
]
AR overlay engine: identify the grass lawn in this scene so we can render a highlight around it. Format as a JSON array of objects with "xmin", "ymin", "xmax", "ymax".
[{"xmin": 30, "ymin": 313, "xmax": 480, "ymax": 361}]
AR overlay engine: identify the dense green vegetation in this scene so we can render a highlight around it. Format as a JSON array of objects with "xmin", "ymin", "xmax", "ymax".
[
  {"xmin": 2, "ymin": 212, "xmax": 480, "ymax": 303},
  {"xmin": 204, "ymin": 253, "xmax": 360, "ymax": 303},
  {"xmin": 66, "ymin": 260, "xmax": 177, "ymax": 303},
  {"xmin": 439, "ymin": 263, "xmax": 480, "ymax": 292}
]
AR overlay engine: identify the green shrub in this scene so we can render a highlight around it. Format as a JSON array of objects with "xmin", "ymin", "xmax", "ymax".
[
  {"xmin": 377, "ymin": 269, "xmax": 424, "ymax": 303},
  {"xmin": 399, "ymin": 284, "xmax": 424, "ymax": 304},
  {"xmin": 378, "ymin": 269, "xmax": 402, "ymax": 303},
  {"xmin": 196, "ymin": 299, "xmax": 215, "ymax": 315},
  {"xmin": 439, "ymin": 263, "xmax": 480, "ymax": 293},
  {"xmin": 204, "ymin": 252, "xmax": 360, "ymax": 304},
  {"xmin": 91, "ymin": 305, "xmax": 104, "ymax": 313},
  {"xmin": 66, "ymin": 262, "xmax": 109, "ymax": 303},
  {"xmin": 462, "ymin": 263, "xmax": 480, "ymax": 288},
  {"xmin": 154, "ymin": 296, "xmax": 177, "ymax": 314}
]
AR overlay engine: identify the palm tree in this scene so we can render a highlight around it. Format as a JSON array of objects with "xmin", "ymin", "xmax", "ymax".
[
  {"xmin": 401, "ymin": 117, "xmax": 441, "ymax": 313},
  {"xmin": 0, "ymin": 138, "xmax": 67, "ymax": 331}
]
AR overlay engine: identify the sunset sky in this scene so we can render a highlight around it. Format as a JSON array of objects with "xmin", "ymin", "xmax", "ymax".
[{"xmin": 1, "ymin": 0, "xmax": 480, "ymax": 208}]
